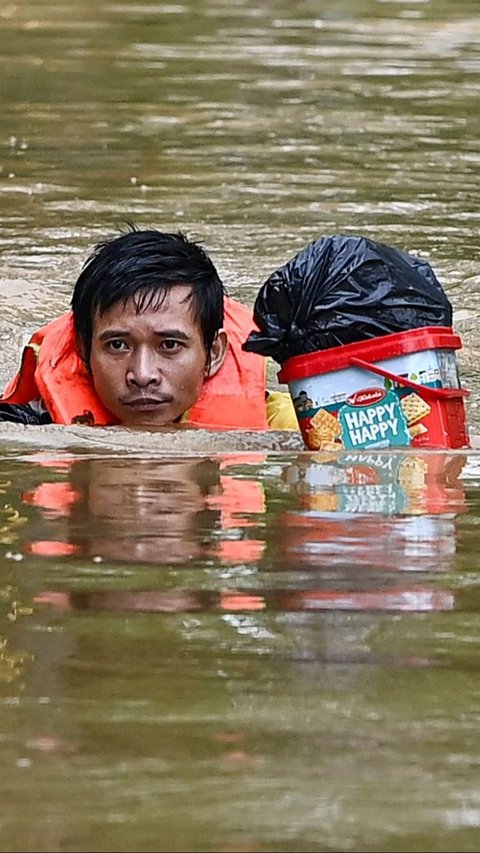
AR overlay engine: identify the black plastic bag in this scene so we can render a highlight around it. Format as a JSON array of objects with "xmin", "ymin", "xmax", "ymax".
[{"xmin": 243, "ymin": 235, "xmax": 453, "ymax": 364}]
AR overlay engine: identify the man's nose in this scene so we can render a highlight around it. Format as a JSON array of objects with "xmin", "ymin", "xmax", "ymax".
[{"xmin": 126, "ymin": 349, "xmax": 160, "ymax": 387}]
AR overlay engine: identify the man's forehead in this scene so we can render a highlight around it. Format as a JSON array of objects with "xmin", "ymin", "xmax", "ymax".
[
  {"xmin": 130, "ymin": 284, "xmax": 194, "ymax": 313},
  {"xmin": 95, "ymin": 285, "xmax": 196, "ymax": 319}
]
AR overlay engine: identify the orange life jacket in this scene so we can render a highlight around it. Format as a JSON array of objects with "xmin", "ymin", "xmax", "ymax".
[{"xmin": 1, "ymin": 298, "xmax": 268, "ymax": 429}]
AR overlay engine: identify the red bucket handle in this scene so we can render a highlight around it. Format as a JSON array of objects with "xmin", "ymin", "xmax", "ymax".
[{"xmin": 349, "ymin": 356, "xmax": 470, "ymax": 400}]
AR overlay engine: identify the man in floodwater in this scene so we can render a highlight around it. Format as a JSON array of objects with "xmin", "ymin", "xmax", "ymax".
[{"xmin": 0, "ymin": 226, "xmax": 297, "ymax": 430}]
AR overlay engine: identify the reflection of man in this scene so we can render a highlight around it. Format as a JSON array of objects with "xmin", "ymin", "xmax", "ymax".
[
  {"xmin": 79, "ymin": 458, "xmax": 217, "ymax": 564},
  {"xmin": 23, "ymin": 455, "xmax": 267, "ymax": 615},
  {"xmin": 24, "ymin": 456, "xmax": 266, "ymax": 567}
]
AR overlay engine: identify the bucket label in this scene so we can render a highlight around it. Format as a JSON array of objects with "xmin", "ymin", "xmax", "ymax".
[
  {"xmin": 287, "ymin": 344, "xmax": 468, "ymax": 450},
  {"xmin": 338, "ymin": 389, "xmax": 410, "ymax": 450}
]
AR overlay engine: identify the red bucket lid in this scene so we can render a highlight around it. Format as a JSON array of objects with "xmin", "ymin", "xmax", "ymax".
[{"xmin": 278, "ymin": 326, "xmax": 461, "ymax": 383}]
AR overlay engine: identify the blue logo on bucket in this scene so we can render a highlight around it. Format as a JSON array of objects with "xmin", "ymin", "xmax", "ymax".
[{"xmin": 338, "ymin": 388, "xmax": 410, "ymax": 450}]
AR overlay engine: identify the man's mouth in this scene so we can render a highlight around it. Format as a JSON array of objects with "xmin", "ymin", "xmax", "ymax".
[{"xmin": 121, "ymin": 397, "xmax": 173, "ymax": 411}]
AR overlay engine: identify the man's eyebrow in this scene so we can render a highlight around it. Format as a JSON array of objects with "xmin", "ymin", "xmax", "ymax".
[
  {"xmin": 155, "ymin": 329, "xmax": 191, "ymax": 340},
  {"xmin": 97, "ymin": 328, "xmax": 191, "ymax": 341},
  {"xmin": 97, "ymin": 329, "xmax": 128, "ymax": 341}
]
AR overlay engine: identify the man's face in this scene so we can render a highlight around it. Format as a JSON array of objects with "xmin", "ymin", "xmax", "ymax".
[
  {"xmin": 85, "ymin": 459, "xmax": 208, "ymax": 563},
  {"xmin": 89, "ymin": 285, "xmax": 224, "ymax": 427}
]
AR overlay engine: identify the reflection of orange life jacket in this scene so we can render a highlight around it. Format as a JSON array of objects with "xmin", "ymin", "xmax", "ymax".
[
  {"xmin": 0, "ymin": 299, "xmax": 268, "ymax": 429},
  {"xmin": 24, "ymin": 457, "xmax": 267, "ymax": 564}
]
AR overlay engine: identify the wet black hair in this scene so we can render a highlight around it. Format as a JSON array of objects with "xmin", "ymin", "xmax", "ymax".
[{"xmin": 71, "ymin": 225, "xmax": 225, "ymax": 366}]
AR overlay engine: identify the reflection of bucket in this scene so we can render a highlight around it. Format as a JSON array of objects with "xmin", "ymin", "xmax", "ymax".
[
  {"xmin": 285, "ymin": 451, "xmax": 467, "ymax": 517},
  {"xmin": 278, "ymin": 326, "xmax": 470, "ymax": 451},
  {"xmin": 281, "ymin": 452, "xmax": 466, "ymax": 575}
]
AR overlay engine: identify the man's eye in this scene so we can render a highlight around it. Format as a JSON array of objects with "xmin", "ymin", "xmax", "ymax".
[
  {"xmin": 107, "ymin": 339, "xmax": 128, "ymax": 352},
  {"xmin": 161, "ymin": 339, "xmax": 182, "ymax": 351}
]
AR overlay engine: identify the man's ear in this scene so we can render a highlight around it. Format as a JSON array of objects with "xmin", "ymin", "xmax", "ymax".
[
  {"xmin": 75, "ymin": 334, "xmax": 91, "ymax": 372},
  {"xmin": 205, "ymin": 329, "xmax": 228, "ymax": 378}
]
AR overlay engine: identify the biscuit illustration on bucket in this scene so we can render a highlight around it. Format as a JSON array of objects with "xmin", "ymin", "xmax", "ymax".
[
  {"xmin": 400, "ymin": 392, "xmax": 432, "ymax": 437},
  {"xmin": 409, "ymin": 422, "xmax": 428, "ymax": 438},
  {"xmin": 306, "ymin": 407, "xmax": 342, "ymax": 451}
]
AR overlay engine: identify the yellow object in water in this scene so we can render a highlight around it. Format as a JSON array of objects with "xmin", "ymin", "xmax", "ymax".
[{"xmin": 266, "ymin": 391, "xmax": 299, "ymax": 431}]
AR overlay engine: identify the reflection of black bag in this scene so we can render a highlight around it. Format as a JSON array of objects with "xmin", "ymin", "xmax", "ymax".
[{"xmin": 243, "ymin": 235, "xmax": 453, "ymax": 364}]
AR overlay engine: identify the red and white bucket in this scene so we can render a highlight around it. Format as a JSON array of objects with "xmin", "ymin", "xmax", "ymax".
[{"xmin": 278, "ymin": 326, "xmax": 470, "ymax": 451}]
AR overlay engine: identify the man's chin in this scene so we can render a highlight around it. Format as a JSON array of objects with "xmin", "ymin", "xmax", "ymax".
[
  {"xmin": 125, "ymin": 423, "xmax": 182, "ymax": 432},
  {"xmin": 118, "ymin": 411, "xmax": 183, "ymax": 430}
]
